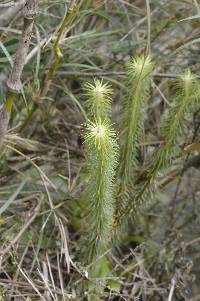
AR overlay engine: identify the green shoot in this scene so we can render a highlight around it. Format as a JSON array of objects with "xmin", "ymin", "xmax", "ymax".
[
  {"xmin": 84, "ymin": 79, "xmax": 113, "ymax": 121},
  {"xmin": 84, "ymin": 120, "xmax": 118, "ymax": 262},
  {"xmin": 119, "ymin": 55, "xmax": 154, "ymax": 187},
  {"xmin": 117, "ymin": 69, "xmax": 200, "ymax": 228},
  {"xmin": 114, "ymin": 55, "xmax": 153, "ymax": 222}
]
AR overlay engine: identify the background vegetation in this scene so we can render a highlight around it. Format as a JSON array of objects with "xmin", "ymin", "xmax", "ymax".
[{"xmin": 0, "ymin": 0, "xmax": 200, "ymax": 300}]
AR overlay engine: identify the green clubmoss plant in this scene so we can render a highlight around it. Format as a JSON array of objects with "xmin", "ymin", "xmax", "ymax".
[
  {"xmin": 84, "ymin": 79, "xmax": 113, "ymax": 121},
  {"xmin": 82, "ymin": 63, "xmax": 200, "ymax": 262},
  {"xmin": 119, "ymin": 55, "xmax": 154, "ymax": 187},
  {"xmin": 83, "ymin": 80, "xmax": 117, "ymax": 261},
  {"xmin": 116, "ymin": 69, "xmax": 200, "ymax": 228},
  {"xmin": 84, "ymin": 120, "xmax": 118, "ymax": 261},
  {"xmin": 115, "ymin": 56, "xmax": 154, "ymax": 219}
]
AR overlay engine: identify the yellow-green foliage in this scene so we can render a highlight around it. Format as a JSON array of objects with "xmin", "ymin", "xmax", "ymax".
[
  {"xmin": 84, "ymin": 79, "xmax": 113, "ymax": 121},
  {"xmin": 82, "ymin": 62, "xmax": 200, "ymax": 262},
  {"xmin": 84, "ymin": 120, "xmax": 118, "ymax": 261},
  {"xmin": 115, "ymin": 56, "xmax": 154, "ymax": 221},
  {"xmin": 119, "ymin": 69, "xmax": 200, "ymax": 225},
  {"xmin": 83, "ymin": 80, "xmax": 118, "ymax": 261},
  {"xmin": 119, "ymin": 56, "xmax": 154, "ymax": 187}
]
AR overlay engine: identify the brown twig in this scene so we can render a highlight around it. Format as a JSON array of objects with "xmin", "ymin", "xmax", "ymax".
[
  {"xmin": 56, "ymin": 71, "xmax": 200, "ymax": 79},
  {"xmin": 7, "ymin": 0, "xmax": 39, "ymax": 93},
  {"xmin": 0, "ymin": 0, "xmax": 39, "ymax": 150}
]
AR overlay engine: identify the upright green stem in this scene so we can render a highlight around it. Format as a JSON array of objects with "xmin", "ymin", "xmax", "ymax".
[
  {"xmin": 21, "ymin": 4, "xmax": 78, "ymax": 131},
  {"xmin": 114, "ymin": 56, "xmax": 153, "ymax": 223},
  {"xmin": 5, "ymin": 91, "xmax": 16, "ymax": 115},
  {"xmin": 114, "ymin": 70, "xmax": 200, "ymax": 232},
  {"xmin": 41, "ymin": 6, "xmax": 77, "ymax": 98},
  {"xmin": 84, "ymin": 120, "xmax": 118, "ymax": 262},
  {"xmin": 84, "ymin": 79, "xmax": 112, "ymax": 121}
]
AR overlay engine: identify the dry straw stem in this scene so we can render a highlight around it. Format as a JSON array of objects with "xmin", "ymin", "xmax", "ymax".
[
  {"xmin": 0, "ymin": 104, "xmax": 9, "ymax": 149},
  {"xmin": 0, "ymin": 0, "xmax": 39, "ymax": 149},
  {"xmin": 7, "ymin": 0, "xmax": 39, "ymax": 94}
]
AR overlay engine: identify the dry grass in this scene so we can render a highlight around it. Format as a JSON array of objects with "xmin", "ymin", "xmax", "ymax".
[{"xmin": 0, "ymin": 0, "xmax": 200, "ymax": 300}]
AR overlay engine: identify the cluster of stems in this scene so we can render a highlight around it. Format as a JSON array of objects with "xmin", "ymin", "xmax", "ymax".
[
  {"xmin": 115, "ymin": 69, "xmax": 200, "ymax": 231},
  {"xmin": 83, "ymin": 80, "xmax": 118, "ymax": 262},
  {"xmin": 83, "ymin": 59, "xmax": 200, "ymax": 262},
  {"xmin": 116, "ymin": 56, "xmax": 153, "ymax": 218}
]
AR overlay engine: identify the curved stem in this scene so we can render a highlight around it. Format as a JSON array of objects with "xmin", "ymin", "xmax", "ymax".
[{"xmin": 20, "ymin": 4, "xmax": 78, "ymax": 131}]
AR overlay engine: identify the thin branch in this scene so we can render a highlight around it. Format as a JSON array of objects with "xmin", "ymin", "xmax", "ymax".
[
  {"xmin": 0, "ymin": 0, "xmax": 39, "ymax": 150},
  {"xmin": 7, "ymin": 0, "xmax": 39, "ymax": 93},
  {"xmin": 0, "ymin": 200, "xmax": 41, "ymax": 264},
  {"xmin": 56, "ymin": 71, "xmax": 200, "ymax": 79}
]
